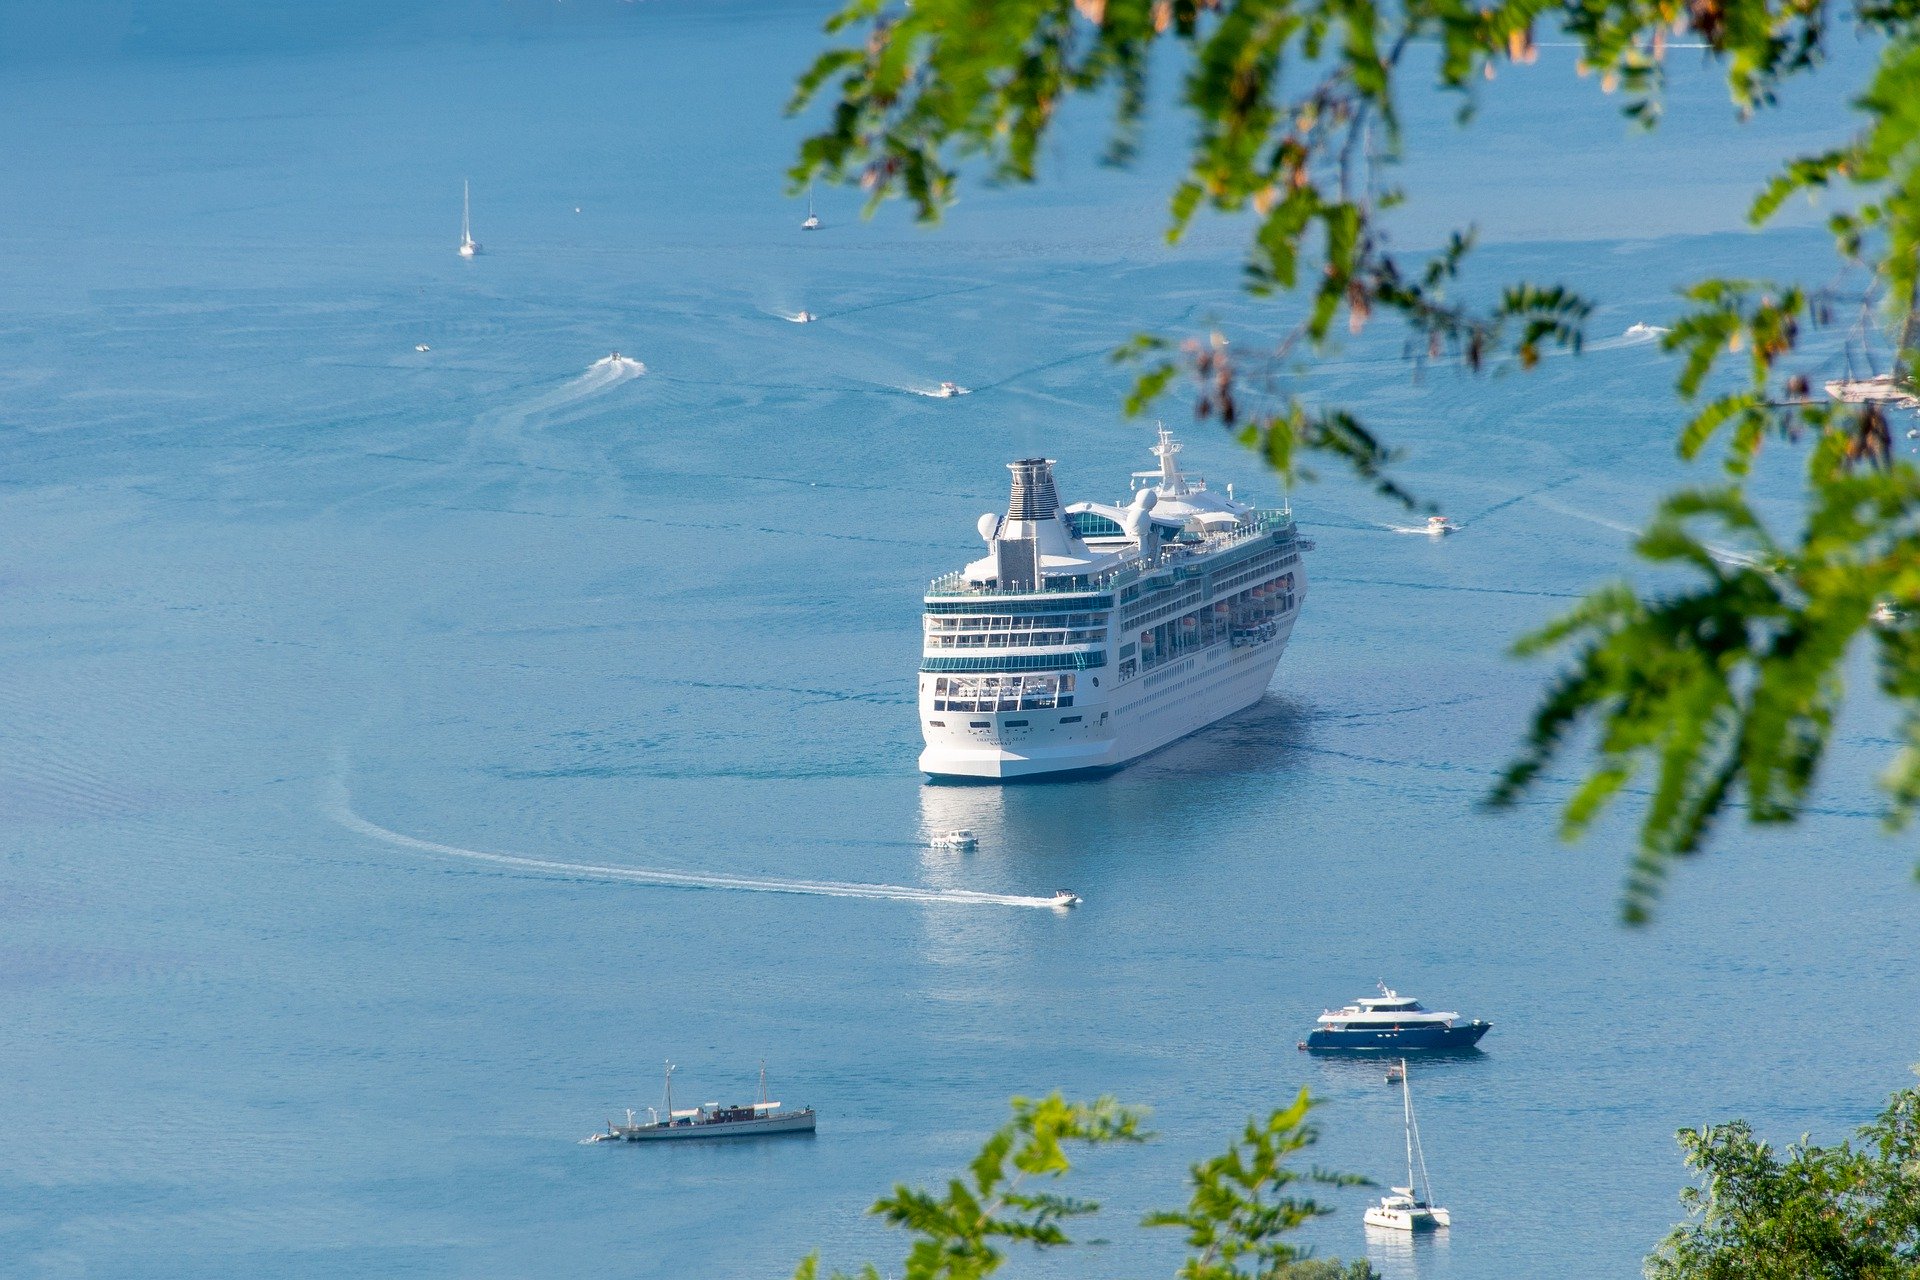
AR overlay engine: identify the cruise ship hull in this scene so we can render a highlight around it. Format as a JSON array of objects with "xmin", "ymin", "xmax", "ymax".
[
  {"xmin": 1305, "ymin": 1022, "xmax": 1491, "ymax": 1053},
  {"xmin": 920, "ymin": 623, "xmax": 1292, "ymax": 779}
]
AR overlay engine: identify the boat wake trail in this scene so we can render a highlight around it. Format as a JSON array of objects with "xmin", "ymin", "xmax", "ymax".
[{"xmin": 321, "ymin": 778, "xmax": 1064, "ymax": 910}]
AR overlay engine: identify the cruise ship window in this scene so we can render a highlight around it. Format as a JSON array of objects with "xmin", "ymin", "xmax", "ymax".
[
  {"xmin": 1005, "ymin": 720, "xmax": 1028, "ymax": 727},
  {"xmin": 1060, "ymin": 715, "xmax": 1082, "ymax": 724},
  {"xmin": 969, "ymin": 720, "xmax": 990, "ymax": 728},
  {"xmin": 927, "ymin": 720, "xmax": 945, "ymax": 727}
]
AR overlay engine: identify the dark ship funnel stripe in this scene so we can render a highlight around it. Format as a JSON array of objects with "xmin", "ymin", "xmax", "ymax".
[{"xmin": 1006, "ymin": 458, "xmax": 1060, "ymax": 521}]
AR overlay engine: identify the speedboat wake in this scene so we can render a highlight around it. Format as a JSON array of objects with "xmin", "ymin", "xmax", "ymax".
[{"xmin": 322, "ymin": 778, "xmax": 1070, "ymax": 910}]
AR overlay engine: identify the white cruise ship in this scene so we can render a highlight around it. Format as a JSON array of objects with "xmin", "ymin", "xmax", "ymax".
[{"xmin": 919, "ymin": 429, "xmax": 1308, "ymax": 778}]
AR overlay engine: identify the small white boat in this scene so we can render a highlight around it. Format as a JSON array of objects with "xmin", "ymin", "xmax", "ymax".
[
  {"xmin": 414, "ymin": 343, "xmax": 431, "ymax": 352},
  {"xmin": 1874, "ymin": 601, "xmax": 1903, "ymax": 624},
  {"xmin": 1049, "ymin": 890, "xmax": 1082, "ymax": 909},
  {"xmin": 459, "ymin": 179, "xmax": 481, "ymax": 258},
  {"xmin": 802, "ymin": 183, "xmax": 821, "ymax": 231},
  {"xmin": 1363, "ymin": 1060, "xmax": 1450, "ymax": 1232},
  {"xmin": 929, "ymin": 829, "xmax": 977, "ymax": 849},
  {"xmin": 1624, "ymin": 322, "xmax": 1666, "ymax": 339},
  {"xmin": 1827, "ymin": 373, "xmax": 1920, "ymax": 409},
  {"xmin": 1425, "ymin": 515, "xmax": 1457, "ymax": 536},
  {"xmin": 933, "ymin": 381, "xmax": 964, "ymax": 398},
  {"xmin": 792, "ymin": 311, "xmax": 816, "ymax": 324}
]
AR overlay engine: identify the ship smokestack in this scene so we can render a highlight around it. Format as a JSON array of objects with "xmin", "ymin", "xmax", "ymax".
[{"xmin": 1005, "ymin": 458, "xmax": 1060, "ymax": 522}]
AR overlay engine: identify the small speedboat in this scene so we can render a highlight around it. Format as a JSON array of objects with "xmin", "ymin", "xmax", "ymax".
[
  {"xmin": 928, "ymin": 829, "xmax": 977, "ymax": 849},
  {"xmin": 1624, "ymin": 321, "xmax": 1666, "ymax": 339},
  {"xmin": 932, "ymin": 381, "xmax": 965, "ymax": 398},
  {"xmin": 458, "ymin": 179, "xmax": 481, "ymax": 258},
  {"xmin": 1874, "ymin": 602, "xmax": 1903, "ymax": 625},
  {"xmin": 1363, "ymin": 1061, "xmax": 1451, "ymax": 1232},
  {"xmin": 792, "ymin": 311, "xmax": 816, "ymax": 324},
  {"xmin": 1049, "ymin": 890, "xmax": 1082, "ymax": 909},
  {"xmin": 609, "ymin": 351, "xmax": 624, "ymax": 362},
  {"xmin": 414, "ymin": 343, "xmax": 431, "ymax": 352},
  {"xmin": 1425, "ymin": 515, "xmax": 1457, "ymax": 536}
]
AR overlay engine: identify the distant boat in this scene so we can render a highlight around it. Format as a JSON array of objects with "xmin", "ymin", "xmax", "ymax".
[
  {"xmin": 1049, "ymin": 890, "xmax": 1082, "ymax": 909},
  {"xmin": 1425, "ymin": 515, "xmax": 1457, "ymax": 536},
  {"xmin": 1363, "ymin": 1060, "xmax": 1451, "ymax": 1232},
  {"xmin": 459, "ymin": 179, "xmax": 481, "ymax": 258},
  {"xmin": 1303, "ymin": 983, "xmax": 1490, "ymax": 1052},
  {"xmin": 791, "ymin": 311, "xmax": 816, "ymax": 324},
  {"xmin": 585, "ymin": 1061, "xmax": 815, "ymax": 1143},
  {"xmin": 414, "ymin": 343, "xmax": 431, "ymax": 352},
  {"xmin": 929, "ymin": 829, "xmax": 976, "ymax": 849},
  {"xmin": 1624, "ymin": 322, "xmax": 1667, "ymax": 339},
  {"xmin": 802, "ymin": 183, "xmax": 821, "ymax": 231},
  {"xmin": 932, "ymin": 381, "xmax": 964, "ymax": 398}
]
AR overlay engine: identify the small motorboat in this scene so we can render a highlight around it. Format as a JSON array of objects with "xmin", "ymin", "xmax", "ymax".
[
  {"xmin": 1363, "ymin": 1061, "xmax": 1451, "ymax": 1232},
  {"xmin": 609, "ymin": 351, "xmax": 624, "ymax": 362},
  {"xmin": 1874, "ymin": 602, "xmax": 1903, "ymax": 625},
  {"xmin": 792, "ymin": 311, "xmax": 816, "ymax": 324},
  {"xmin": 1624, "ymin": 321, "xmax": 1666, "ymax": 339},
  {"xmin": 1049, "ymin": 890, "xmax": 1082, "ymax": 909},
  {"xmin": 933, "ymin": 381, "xmax": 965, "ymax": 398},
  {"xmin": 1385, "ymin": 1061, "xmax": 1405, "ymax": 1084},
  {"xmin": 928, "ymin": 829, "xmax": 977, "ymax": 850},
  {"xmin": 458, "ymin": 179, "xmax": 481, "ymax": 258},
  {"xmin": 414, "ymin": 343, "xmax": 431, "ymax": 352},
  {"xmin": 1425, "ymin": 515, "xmax": 1457, "ymax": 536}
]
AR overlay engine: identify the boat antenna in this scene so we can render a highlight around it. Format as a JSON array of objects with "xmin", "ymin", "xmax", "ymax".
[
  {"xmin": 663, "ymin": 1060, "xmax": 675, "ymax": 1117},
  {"xmin": 759, "ymin": 1059, "xmax": 769, "ymax": 1106}
]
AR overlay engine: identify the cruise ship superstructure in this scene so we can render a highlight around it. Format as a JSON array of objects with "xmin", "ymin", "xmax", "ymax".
[{"xmin": 919, "ymin": 429, "xmax": 1307, "ymax": 778}]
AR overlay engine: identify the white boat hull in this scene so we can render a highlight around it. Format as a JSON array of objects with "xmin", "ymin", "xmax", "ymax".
[
  {"xmin": 919, "ymin": 615, "xmax": 1295, "ymax": 779},
  {"xmin": 608, "ymin": 1110, "xmax": 816, "ymax": 1141},
  {"xmin": 1364, "ymin": 1206, "xmax": 1449, "ymax": 1231}
]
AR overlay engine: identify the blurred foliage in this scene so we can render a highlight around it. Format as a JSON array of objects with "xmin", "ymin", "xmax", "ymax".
[
  {"xmin": 791, "ymin": 0, "xmax": 1920, "ymax": 920},
  {"xmin": 1646, "ymin": 1079, "xmax": 1920, "ymax": 1277},
  {"xmin": 794, "ymin": 1091, "xmax": 1374, "ymax": 1280}
]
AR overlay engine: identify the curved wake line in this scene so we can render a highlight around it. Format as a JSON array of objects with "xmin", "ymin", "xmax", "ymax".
[{"xmin": 321, "ymin": 780, "xmax": 1063, "ymax": 910}]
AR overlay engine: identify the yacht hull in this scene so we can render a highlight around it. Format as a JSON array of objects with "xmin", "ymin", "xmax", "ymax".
[
  {"xmin": 609, "ymin": 1112, "xmax": 817, "ymax": 1141},
  {"xmin": 1306, "ymin": 1021, "xmax": 1490, "ymax": 1052}
]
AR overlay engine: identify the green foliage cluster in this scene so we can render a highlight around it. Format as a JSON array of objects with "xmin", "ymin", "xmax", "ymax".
[
  {"xmin": 795, "ymin": 1091, "xmax": 1377, "ymax": 1280},
  {"xmin": 789, "ymin": 0, "xmax": 1920, "ymax": 918},
  {"xmin": 1647, "ymin": 1081, "xmax": 1920, "ymax": 1278}
]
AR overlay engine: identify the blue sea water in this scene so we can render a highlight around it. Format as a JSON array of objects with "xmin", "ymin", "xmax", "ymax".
[{"xmin": 1, "ymin": 3, "xmax": 1916, "ymax": 1277}]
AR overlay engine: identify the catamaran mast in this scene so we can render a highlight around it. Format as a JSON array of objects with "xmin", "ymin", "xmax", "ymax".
[{"xmin": 1406, "ymin": 1064, "xmax": 1437, "ymax": 1207}]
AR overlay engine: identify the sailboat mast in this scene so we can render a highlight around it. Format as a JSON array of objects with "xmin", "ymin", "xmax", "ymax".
[
  {"xmin": 663, "ymin": 1060, "xmax": 674, "ymax": 1117},
  {"xmin": 1407, "ymin": 1066, "xmax": 1437, "ymax": 1207},
  {"xmin": 462, "ymin": 180, "xmax": 471, "ymax": 242},
  {"xmin": 1400, "ymin": 1061, "xmax": 1416, "ymax": 1192}
]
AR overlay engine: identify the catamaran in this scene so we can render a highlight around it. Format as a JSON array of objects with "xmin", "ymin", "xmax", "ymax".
[
  {"xmin": 584, "ymin": 1061, "xmax": 816, "ymax": 1143},
  {"xmin": 1363, "ymin": 1060, "xmax": 1451, "ymax": 1232},
  {"xmin": 458, "ymin": 179, "xmax": 481, "ymax": 258}
]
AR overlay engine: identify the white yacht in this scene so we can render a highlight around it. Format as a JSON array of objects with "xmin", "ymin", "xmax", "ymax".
[
  {"xmin": 918, "ymin": 428, "xmax": 1308, "ymax": 778},
  {"xmin": 459, "ymin": 179, "xmax": 481, "ymax": 258},
  {"xmin": 928, "ymin": 829, "xmax": 978, "ymax": 849},
  {"xmin": 1364, "ymin": 1060, "xmax": 1450, "ymax": 1232}
]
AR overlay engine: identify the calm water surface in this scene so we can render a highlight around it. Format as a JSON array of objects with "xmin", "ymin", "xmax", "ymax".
[{"xmin": 0, "ymin": 4, "xmax": 1914, "ymax": 1277}]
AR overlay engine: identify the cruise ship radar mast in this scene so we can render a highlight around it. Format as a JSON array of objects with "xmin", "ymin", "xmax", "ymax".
[{"xmin": 1151, "ymin": 424, "xmax": 1189, "ymax": 496}]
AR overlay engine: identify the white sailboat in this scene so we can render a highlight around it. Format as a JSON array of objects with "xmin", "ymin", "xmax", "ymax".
[
  {"xmin": 802, "ymin": 183, "xmax": 821, "ymax": 231},
  {"xmin": 1364, "ymin": 1060, "xmax": 1451, "ymax": 1232},
  {"xmin": 1829, "ymin": 290, "xmax": 1919, "ymax": 409},
  {"xmin": 459, "ymin": 179, "xmax": 481, "ymax": 258}
]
